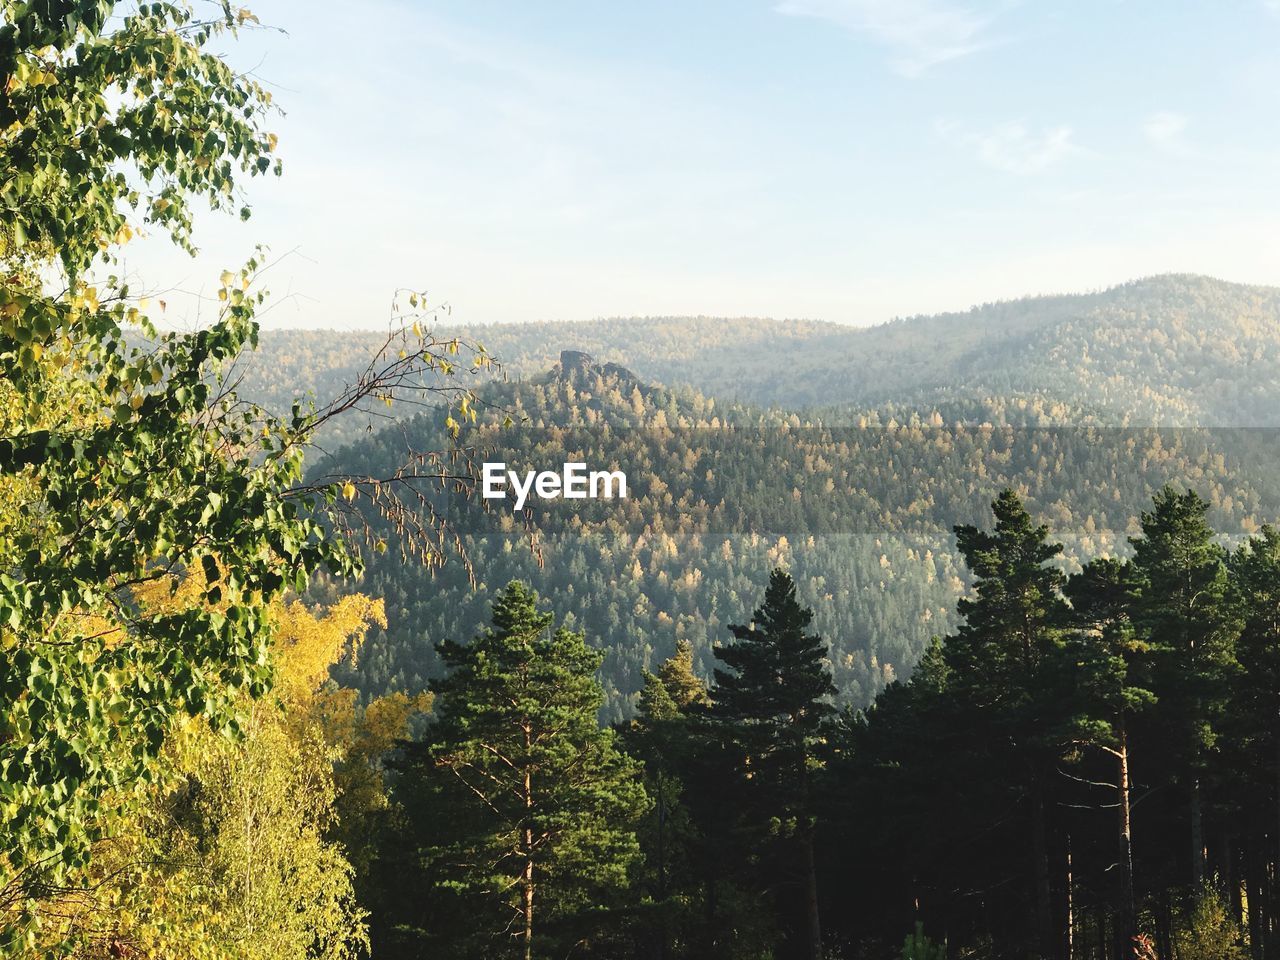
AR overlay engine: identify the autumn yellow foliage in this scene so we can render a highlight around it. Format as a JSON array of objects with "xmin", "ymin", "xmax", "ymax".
[{"xmin": 38, "ymin": 593, "xmax": 397, "ymax": 960}]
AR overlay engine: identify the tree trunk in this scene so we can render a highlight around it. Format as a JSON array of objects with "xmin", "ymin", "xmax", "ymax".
[
  {"xmin": 523, "ymin": 724, "xmax": 535, "ymax": 960},
  {"xmin": 1033, "ymin": 772, "xmax": 1059, "ymax": 960},
  {"xmin": 1226, "ymin": 834, "xmax": 1243, "ymax": 931},
  {"xmin": 1248, "ymin": 840, "xmax": 1265, "ymax": 960},
  {"xmin": 522, "ymin": 849, "xmax": 535, "ymax": 960},
  {"xmin": 800, "ymin": 833, "xmax": 823, "ymax": 960},
  {"xmin": 656, "ymin": 779, "xmax": 668, "ymax": 960},
  {"xmin": 1118, "ymin": 722, "xmax": 1138, "ymax": 958},
  {"xmin": 1191, "ymin": 776, "xmax": 1206, "ymax": 887},
  {"xmin": 704, "ymin": 875, "xmax": 719, "ymax": 957},
  {"xmin": 1274, "ymin": 706, "xmax": 1280, "ymax": 955},
  {"xmin": 1155, "ymin": 892, "xmax": 1174, "ymax": 960},
  {"xmin": 1067, "ymin": 834, "xmax": 1075, "ymax": 960}
]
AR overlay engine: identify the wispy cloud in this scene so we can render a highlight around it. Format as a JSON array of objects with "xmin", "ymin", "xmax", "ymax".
[
  {"xmin": 1142, "ymin": 111, "xmax": 1189, "ymax": 149},
  {"xmin": 936, "ymin": 119, "xmax": 1083, "ymax": 175},
  {"xmin": 775, "ymin": 0, "xmax": 995, "ymax": 76}
]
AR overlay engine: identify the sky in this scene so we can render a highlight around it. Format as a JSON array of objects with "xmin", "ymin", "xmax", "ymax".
[{"xmin": 124, "ymin": 0, "xmax": 1280, "ymax": 330}]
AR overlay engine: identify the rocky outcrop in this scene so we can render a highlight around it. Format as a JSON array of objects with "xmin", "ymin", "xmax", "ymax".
[
  {"xmin": 558, "ymin": 350, "xmax": 595, "ymax": 375},
  {"xmin": 554, "ymin": 349, "xmax": 637, "ymax": 384}
]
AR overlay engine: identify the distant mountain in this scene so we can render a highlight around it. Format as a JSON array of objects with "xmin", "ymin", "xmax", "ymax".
[{"xmin": 244, "ymin": 275, "xmax": 1280, "ymax": 436}]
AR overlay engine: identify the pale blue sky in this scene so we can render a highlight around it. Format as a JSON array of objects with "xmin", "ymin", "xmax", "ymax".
[{"xmin": 124, "ymin": 0, "xmax": 1280, "ymax": 329}]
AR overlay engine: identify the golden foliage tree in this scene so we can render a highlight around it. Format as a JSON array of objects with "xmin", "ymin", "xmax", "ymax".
[{"xmin": 43, "ymin": 593, "xmax": 387, "ymax": 960}]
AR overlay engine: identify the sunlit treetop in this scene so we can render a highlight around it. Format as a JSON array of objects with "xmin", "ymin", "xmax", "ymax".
[{"xmin": 0, "ymin": 0, "xmax": 279, "ymax": 278}]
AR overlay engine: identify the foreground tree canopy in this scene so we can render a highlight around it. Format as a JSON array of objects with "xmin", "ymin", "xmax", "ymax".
[
  {"xmin": 0, "ymin": 1, "xmax": 334, "ymax": 941},
  {"xmin": 0, "ymin": 2, "xmax": 483, "ymax": 952},
  {"xmin": 64, "ymin": 591, "xmax": 389, "ymax": 960},
  {"xmin": 393, "ymin": 581, "xmax": 648, "ymax": 960}
]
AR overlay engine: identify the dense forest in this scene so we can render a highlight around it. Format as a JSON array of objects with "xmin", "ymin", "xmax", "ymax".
[
  {"xmin": 319, "ymin": 353, "xmax": 1280, "ymax": 719},
  {"xmin": 353, "ymin": 492, "xmax": 1280, "ymax": 960},
  {"xmin": 5, "ymin": 4, "xmax": 1280, "ymax": 960}
]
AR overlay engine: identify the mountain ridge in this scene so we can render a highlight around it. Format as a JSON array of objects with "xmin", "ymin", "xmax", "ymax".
[{"xmin": 241, "ymin": 274, "xmax": 1280, "ymax": 442}]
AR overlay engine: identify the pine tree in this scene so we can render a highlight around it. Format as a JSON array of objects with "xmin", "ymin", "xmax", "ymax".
[
  {"xmin": 659, "ymin": 639, "xmax": 711, "ymax": 712},
  {"xmin": 1066, "ymin": 557, "xmax": 1155, "ymax": 955},
  {"xmin": 948, "ymin": 490, "xmax": 1072, "ymax": 960},
  {"xmin": 399, "ymin": 581, "xmax": 648, "ymax": 960},
  {"xmin": 629, "ymin": 640, "xmax": 711, "ymax": 959},
  {"xmin": 1226, "ymin": 525, "xmax": 1280, "ymax": 946},
  {"xmin": 1129, "ymin": 487, "xmax": 1238, "ymax": 888},
  {"xmin": 638, "ymin": 640, "xmax": 708, "ymax": 723},
  {"xmin": 820, "ymin": 637, "xmax": 957, "ymax": 952},
  {"xmin": 712, "ymin": 568, "xmax": 835, "ymax": 960}
]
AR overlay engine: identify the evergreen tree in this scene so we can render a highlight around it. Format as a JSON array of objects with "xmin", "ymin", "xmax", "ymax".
[
  {"xmin": 628, "ymin": 640, "xmax": 711, "ymax": 959},
  {"xmin": 1226, "ymin": 526, "xmax": 1280, "ymax": 950},
  {"xmin": 819, "ymin": 637, "xmax": 961, "ymax": 953},
  {"xmin": 1129, "ymin": 487, "xmax": 1238, "ymax": 888},
  {"xmin": 947, "ymin": 490, "xmax": 1073, "ymax": 960},
  {"xmin": 658, "ymin": 640, "xmax": 712, "ymax": 713},
  {"xmin": 397, "ymin": 581, "xmax": 648, "ymax": 960},
  {"xmin": 711, "ymin": 568, "xmax": 836, "ymax": 960},
  {"xmin": 1066, "ymin": 557, "xmax": 1155, "ymax": 955},
  {"xmin": 637, "ymin": 640, "xmax": 708, "ymax": 723}
]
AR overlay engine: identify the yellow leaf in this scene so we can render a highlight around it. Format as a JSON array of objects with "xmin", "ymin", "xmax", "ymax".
[{"xmin": 341, "ymin": 481, "xmax": 357, "ymax": 501}]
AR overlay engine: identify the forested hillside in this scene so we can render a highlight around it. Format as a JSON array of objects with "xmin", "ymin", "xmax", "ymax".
[
  {"xmin": 11, "ymin": 4, "xmax": 1280, "ymax": 960},
  {"xmin": 246, "ymin": 274, "xmax": 1280, "ymax": 447},
  {"xmin": 318, "ymin": 352, "xmax": 1280, "ymax": 720}
]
